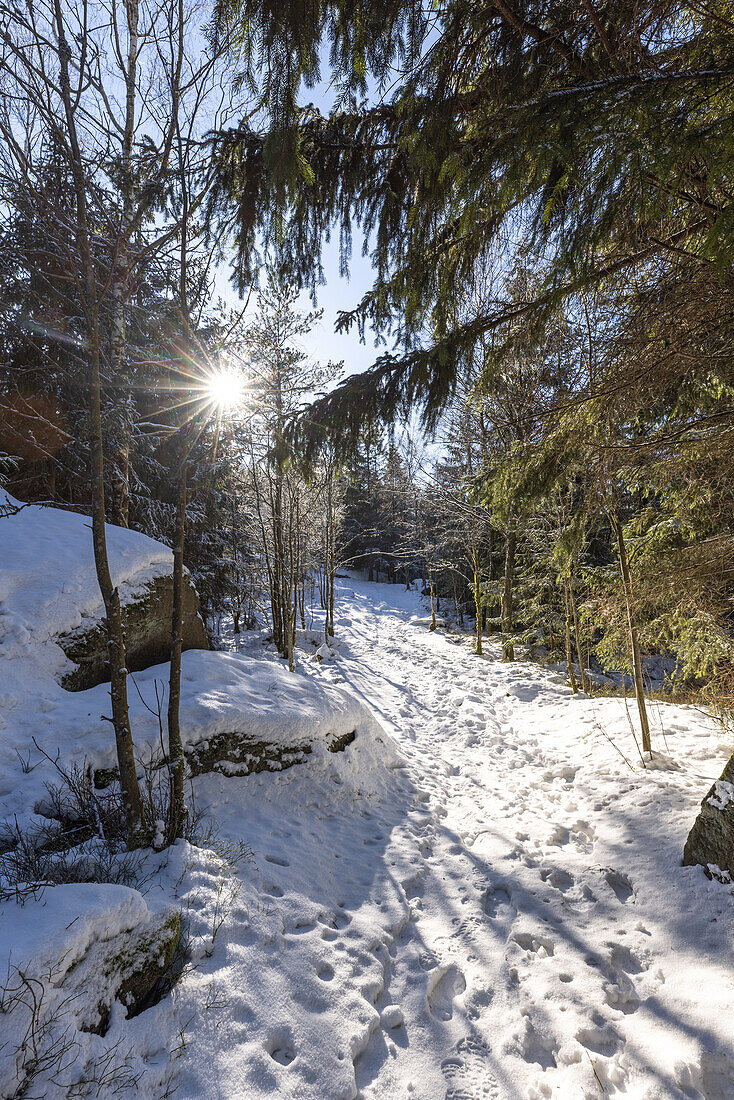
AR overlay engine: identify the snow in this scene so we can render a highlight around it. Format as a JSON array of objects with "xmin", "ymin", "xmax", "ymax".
[
  {"xmin": 0, "ymin": 882, "xmax": 150, "ymax": 981},
  {"xmin": 160, "ymin": 578, "xmax": 734, "ymax": 1100},
  {"xmin": 708, "ymin": 780, "xmax": 734, "ymax": 810},
  {"xmin": 0, "ymin": 880, "xmax": 172, "ymax": 1098},
  {"xmin": 0, "ymin": 491, "xmax": 173, "ymax": 647},
  {"xmin": 0, "ymin": 499, "xmax": 373, "ymax": 833},
  {"xmin": 0, "ymin": 492, "xmax": 177, "ymax": 809},
  {"xmin": 1, "ymin": 526, "xmax": 733, "ymax": 1098}
]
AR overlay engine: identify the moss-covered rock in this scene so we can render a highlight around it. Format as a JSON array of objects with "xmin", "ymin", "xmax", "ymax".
[
  {"xmin": 94, "ymin": 728, "xmax": 357, "ymax": 788},
  {"xmin": 58, "ymin": 573, "xmax": 208, "ymax": 691},
  {"xmin": 186, "ymin": 727, "xmax": 356, "ymax": 778},
  {"xmin": 683, "ymin": 753, "xmax": 734, "ymax": 879},
  {"xmin": 79, "ymin": 910, "xmax": 182, "ymax": 1034}
]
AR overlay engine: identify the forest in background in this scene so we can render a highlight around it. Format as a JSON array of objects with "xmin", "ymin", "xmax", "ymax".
[{"xmin": 0, "ymin": 0, "xmax": 732, "ymax": 850}]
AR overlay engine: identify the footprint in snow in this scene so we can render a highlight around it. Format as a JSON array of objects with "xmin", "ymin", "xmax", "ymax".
[
  {"xmin": 482, "ymin": 882, "xmax": 516, "ymax": 922},
  {"xmin": 608, "ymin": 942, "xmax": 647, "ymax": 975},
  {"xmin": 426, "ymin": 964, "xmax": 466, "ymax": 1021},
  {"xmin": 512, "ymin": 931, "xmax": 555, "ymax": 957},
  {"xmin": 575, "ymin": 1024, "xmax": 622, "ymax": 1058},
  {"xmin": 442, "ymin": 1035, "xmax": 500, "ymax": 1099},
  {"xmin": 288, "ymin": 919, "xmax": 317, "ymax": 935},
  {"xmin": 265, "ymin": 1028, "xmax": 296, "ymax": 1066},
  {"xmin": 262, "ymin": 883, "xmax": 284, "ymax": 898},
  {"xmin": 538, "ymin": 866, "xmax": 575, "ymax": 894},
  {"xmin": 419, "ymin": 949, "xmax": 439, "ymax": 971},
  {"xmin": 264, "ymin": 853, "xmax": 290, "ymax": 867},
  {"xmin": 604, "ymin": 868, "xmax": 634, "ymax": 903}
]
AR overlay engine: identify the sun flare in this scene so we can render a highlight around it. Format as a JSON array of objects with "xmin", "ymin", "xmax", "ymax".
[{"xmin": 205, "ymin": 367, "xmax": 245, "ymax": 410}]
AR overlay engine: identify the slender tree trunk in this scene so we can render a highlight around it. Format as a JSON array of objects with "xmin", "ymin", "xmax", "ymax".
[
  {"xmin": 54, "ymin": 0, "xmax": 144, "ymax": 846},
  {"xmin": 90, "ymin": 328, "xmax": 145, "ymax": 845},
  {"xmin": 109, "ymin": 0, "xmax": 140, "ymax": 528},
  {"xmin": 328, "ymin": 566, "xmax": 335, "ymax": 638},
  {"xmin": 110, "ymin": 440, "xmax": 130, "ymax": 527},
  {"xmin": 451, "ymin": 571, "xmax": 462, "ymax": 629},
  {"xmin": 428, "ymin": 569, "xmax": 437, "ymax": 631},
  {"xmin": 611, "ymin": 513, "xmax": 652, "ymax": 753},
  {"xmin": 501, "ymin": 526, "xmax": 516, "ymax": 661},
  {"xmin": 327, "ymin": 472, "xmax": 336, "ymax": 638},
  {"xmin": 286, "ymin": 603, "xmax": 296, "ymax": 672},
  {"xmin": 564, "ymin": 584, "xmax": 578, "ymax": 693},
  {"xmin": 471, "ymin": 549, "xmax": 483, "ymax": 655},
  {"xmin": 270, "ymin": 470, "xmax": 286, "ymax": 654},
  {"xmin": 166, "ymin": 456, "xmax": 187, "ymax": 844},
  {"xmin": 569, "ymin": 578, "xmax": 589, "ymax": 692}
]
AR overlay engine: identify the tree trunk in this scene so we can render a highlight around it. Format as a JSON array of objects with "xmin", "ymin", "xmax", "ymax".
[
  {"xmin": 569, "ymin": 579, "xmax": 589, "ymax": 692},
  {"xmin": 109, "ymin": 0, "xmax": 140, "ymax": 528},
  {"xmin": 611, "ymin": 514, "xmax": 651, "ymax": 754},
  {"xmin": 564, "ymin": 584, "xmax": 578, "ymax": 693},
  {"xmin": 501, "ymin": 527, "xmax": 516, "ymax": 661},
  {"xmin": 286, "ymin": 603, "xmax": 296, "ymax": 672},
  {"xmin": 110, "ymin": 439, "xmax": 130, "ymax": 528},
  {"xmin": 166, "ymin": 458, "xmax": 187, "ymax": 844},
  {"xmin": 325, "ymin": 471, "xmax": 336, "ymax": 638},
  {"xmin": 451, "ymin": 571, "xmax": 462, "ymax": 629},
  {"xmin": 471, "ymin": 549, "xmax": 483, "ymax": 655},
  {"xmin": 90, "ymin": 331, "xmax": 145, "ymax": 846},
  {"xmin": 54, "ymin": 0, "xmax": 144, "ymax": 847},
  {"xmin": 327, "ymin": 566, "xmax": 335, "ymax": 638}
]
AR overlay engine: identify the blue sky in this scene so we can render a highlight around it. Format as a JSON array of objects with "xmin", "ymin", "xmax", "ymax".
[
  {"xmin": 215, "ymin": 46, "xmax": 391, "ymax": 389},
  {"xmin": 216, "ymin": 229, "xmax": 383, "ymax": 389}
]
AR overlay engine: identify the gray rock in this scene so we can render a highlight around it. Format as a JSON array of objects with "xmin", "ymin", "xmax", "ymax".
[
  {"xmin": 58, "ymin": 573, "xmax": 208, "ymax": 691},
  {"xmin": 93, "ymin": 728, "xmax": 356, "ymax": 789},
  {"xmin": 75, "ymin": 911, "xmax": 182, "ymax": 1034},
  {"xmin": 683, "ymin": 754, "xmax": 734, "ymax": 878},
  {"xmin": 184, "ymin": 726, "xmax": 356, "ymax": 779}
]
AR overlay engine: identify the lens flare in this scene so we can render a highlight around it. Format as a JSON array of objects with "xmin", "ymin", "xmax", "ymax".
[{"xmin": 205, "ymin": 368, "xmax": 245, "ymax": 410}]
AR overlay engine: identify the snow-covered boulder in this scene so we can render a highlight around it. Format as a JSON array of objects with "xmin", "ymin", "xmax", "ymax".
[
  {"xmin": 684, "ymin": 754, "xmax": 734, "ymax": 878},
  {"xmin": 59, "ymin": 572, "xmax": 207, "ymax": 690},
  {"xmin": 94, "ymin": 649, "xmax": 366, "ymax": 784},
  {"xmin": 0, "ymin": 884, "xmax": 180, "ymax": 1095},
  {"xmin": 0, "ymin": 493, "xmax": 207, "ymax": 690}
]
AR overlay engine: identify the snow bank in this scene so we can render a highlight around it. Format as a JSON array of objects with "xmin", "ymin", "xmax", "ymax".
[
  {"xmin": 0, "ymin": 501, "xmax": 408, "ymax": 1100},
  {"xmin": 0, "ymin": 491, "xmax": 172, "ymax": 648},
  {"xmin": 0, "ymin": 874, "xmax": 190, "ymax": 1099},
  {"xmin": 0, "ymin": 882, "xmax": 150, "ymax": 981},
  {"xmin": 137, "ymin": 648, "xmax": 369, "ymax": 751},
  {"xmin": 0, "ymin": 497, "xmax": 384, "ymax": 831}
]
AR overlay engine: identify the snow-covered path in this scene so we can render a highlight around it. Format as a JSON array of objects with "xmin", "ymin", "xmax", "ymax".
[
  {"xmin": 321, "ymin": 579, "xmax": 733, "ymax": 1099},
  {"xmin": 180, "ymin": 577, "xmax": 734, "ymax": 1100}
]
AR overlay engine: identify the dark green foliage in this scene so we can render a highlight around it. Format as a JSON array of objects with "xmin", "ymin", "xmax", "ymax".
[{"xmin": 211, "ymin": 0, "xmax": 734, "ymax": 452}]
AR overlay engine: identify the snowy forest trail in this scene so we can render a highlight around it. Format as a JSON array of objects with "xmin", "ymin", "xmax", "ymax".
[
  {"xmin": 308, "ymin": 577, "xmax": 734, "ymax": 1100},
  {"xmin": 175, "ymin": 576, "xmax": 734, "ymax": 1100}
]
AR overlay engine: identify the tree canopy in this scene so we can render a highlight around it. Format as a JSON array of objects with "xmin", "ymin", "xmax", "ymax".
[{"xmin": 210, "ymin": 0, "xmax": 734, "ymax": 450}]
